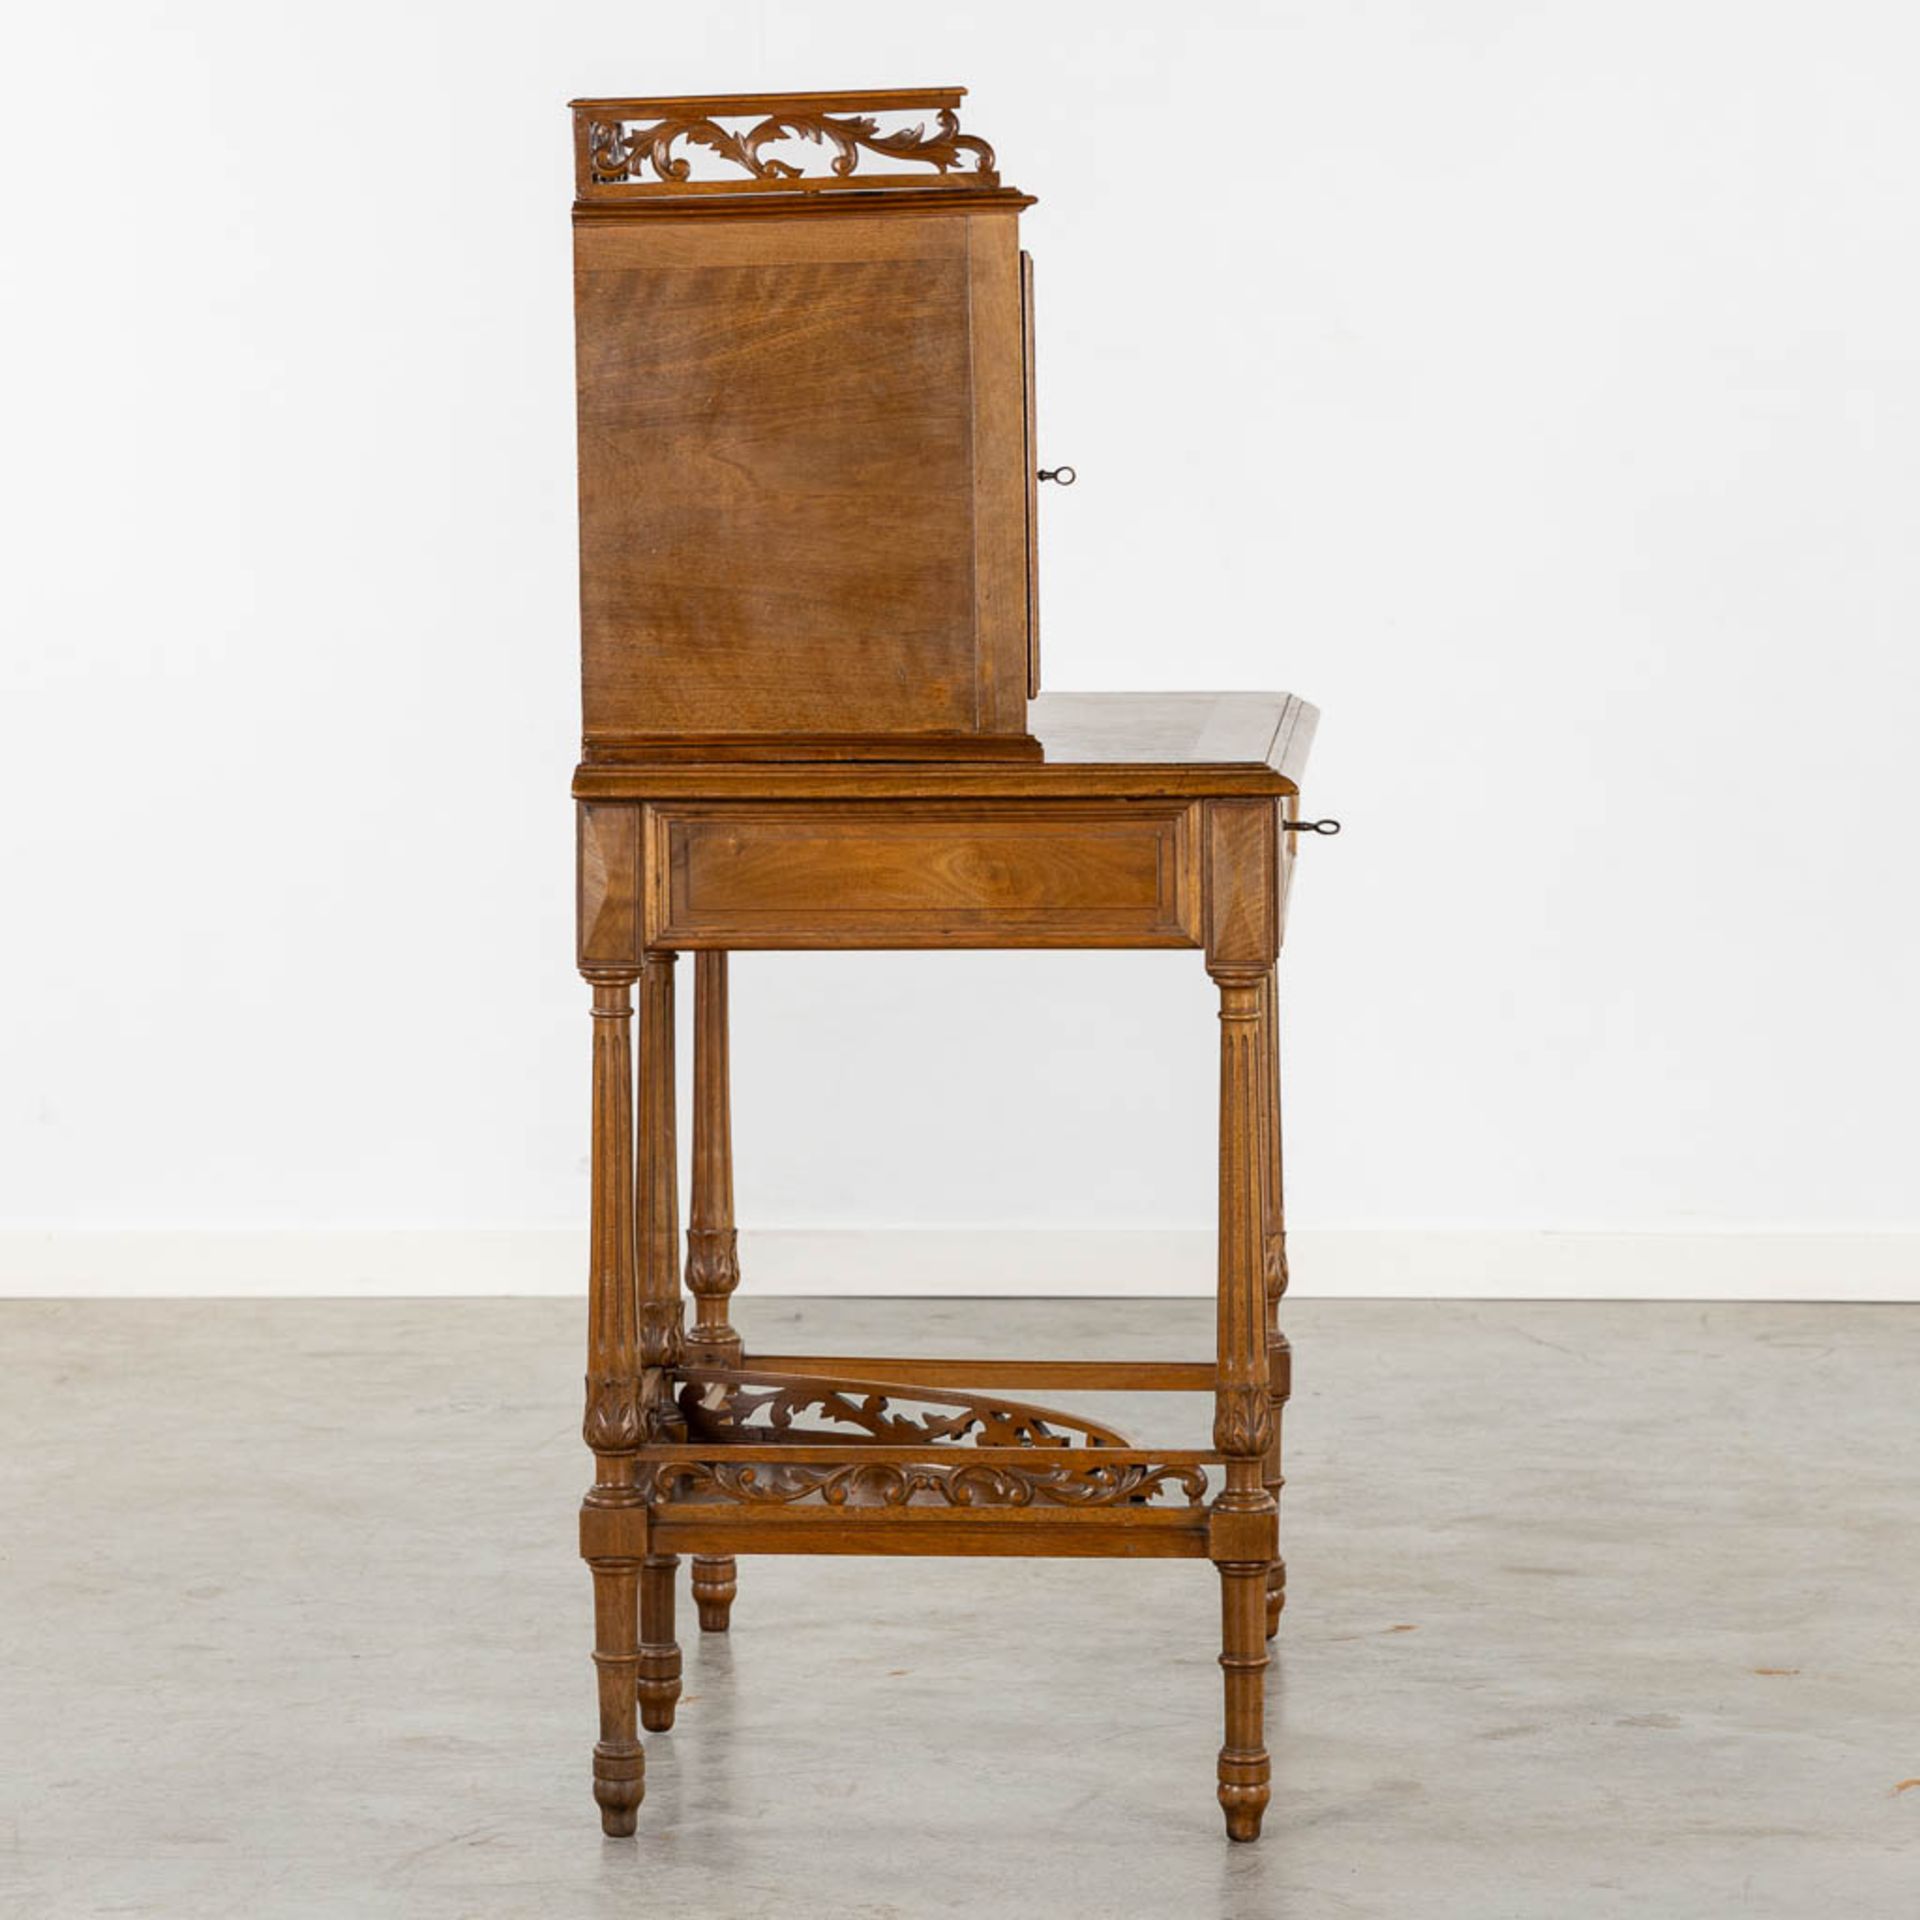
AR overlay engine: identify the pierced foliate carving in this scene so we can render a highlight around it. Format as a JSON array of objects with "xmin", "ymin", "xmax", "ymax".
[
  {"xmin": 641, "ymin": 1457, "xmax": 1209, "ymax": 1510},
  {"xmin": 585, "ymin": 106, "xmax": 997, "ymax": 192},
  {"xmin": 677, "ymin": 1367, "xmax": 1132, "ymax": 1450}
]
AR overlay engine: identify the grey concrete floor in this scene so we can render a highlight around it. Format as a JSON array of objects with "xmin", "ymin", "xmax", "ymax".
[{"xmin": 1, "ymin": 1298, "xmax": 1916, "ymax": 1919}]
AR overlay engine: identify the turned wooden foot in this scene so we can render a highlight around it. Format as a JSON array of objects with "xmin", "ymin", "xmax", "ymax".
[
  {"xmin": 691, "ymin": 1554, "xmax": 738, "ymax": 1632},
  {"xmin": 638, "ymin": 1552, "xmax": 683, "ymax": 1732},
  {"xmin": 589, "ymin": 1553, "xmax": 645, "ymax": 1835},
  {"xmin": 1217, "ymin": 1559, "xmax": 1272, "ymax": 1841},
  {"xmin": 594, "ymin": 1749, "xmax": 644, "ymax": 1837}
]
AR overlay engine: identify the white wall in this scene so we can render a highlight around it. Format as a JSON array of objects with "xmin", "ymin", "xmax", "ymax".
[{"xmin": 3, "ymin": 2, "xmax": 1917, "ymax": 1295}]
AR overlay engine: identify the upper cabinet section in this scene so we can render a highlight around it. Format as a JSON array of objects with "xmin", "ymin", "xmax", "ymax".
[{"xmin": 571, "ymin": 90, "xmax": 1041, "ymax": 762}]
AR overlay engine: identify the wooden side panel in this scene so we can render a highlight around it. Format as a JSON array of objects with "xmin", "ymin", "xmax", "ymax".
[
  {"xmin": 1020, "ymin": 249, "xmax": 1040, "ymax": 698},
  {"xmin": 968, "ymin": 212, "xmax": 1030, "ymax": 733},
  {"xmin": 1276, "ymin": 804, "xmax": 1299, "ymax": 947},
  {"xmin": 576, "ymin": 210, "xmax": 1030, "ymax": 745},
  {"xmin": 646, "ymin": 801, "xmax": 1202, "ymax": 948}
]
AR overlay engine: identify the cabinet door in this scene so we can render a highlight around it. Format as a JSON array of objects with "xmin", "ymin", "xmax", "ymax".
[{"xmin": 1021, "ymin": 249, "xmax": 1041, "ymax": 698}]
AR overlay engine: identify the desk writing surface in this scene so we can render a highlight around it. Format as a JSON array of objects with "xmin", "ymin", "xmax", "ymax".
[
  {"xmin": 1026, "ymin": 693, "xmax": 1313, "ymax": 779},
  {"xmin": 573, "ymin": 692, "xmax": 1316, "ymax": 801}
]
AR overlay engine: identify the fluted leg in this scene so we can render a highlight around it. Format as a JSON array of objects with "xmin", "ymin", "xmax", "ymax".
[
  {"xmin": 1211, "ymin": 971, "xmax": 1276, "ymax": 1840},
  {"xmin": 582, "ymin": 970, "xmax": 645, "ymax": 1834},
  {"xmin": 629, "ymin": 953, "xmax": 686, "ymax": 1735},
  {"xmin": 1257, "ymin": 969, "xmax": 1290, "ymax": 1638},
  {"xmin": 1206, "ymin": 813, "xmax": 1279, "ymax": 1843},
  {"xmin": 1265, "ymin": 1336, "xmax": 1291, "ymax": 1639},
  {"xmin": 636, "ymin": 952, "xmax": 684, "ymax": 1399},
  {"xmin": 687, "ymin": 951, "xmax": 742, "ymax": 1630},
  {"xmin": 638, "ymin": 1552, "xmax": 682, "ymax": 1732}
]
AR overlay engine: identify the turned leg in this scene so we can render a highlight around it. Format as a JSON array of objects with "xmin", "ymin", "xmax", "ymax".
[
  {"xmin": 581, "ymin": 969, "xmax": 645, "ymax": 1834},
  {"xmin": 632, "ymin": 951, "xmax": 685, "ymax": 1717},
  {"xmin": 687, "ymin": 950, "xmax": 743, "ymax": 1631},
  {"xmin": 1264, "ymin": 1338, "xmax": 1291, "ymax": 1638},
  {"xmin": 636, "ymin": 951, "xmax": 685, "ymax": 1401},
  {"xmin": 639, "ymin": 1552, "xmax": 682, "ymax": 1731},
  {"xmin": 1257, "ymin": 968, "xmax": 1290, "ymax": 1638},
  {"xmin": 1218, "ymin": 1558, "xmax": 1273, "ymax": 1842},
  {"xmin": 1205, "ymin": 800, "xmax": 1280, "ymax": 1842},
  {"xmin": 589, "ymin": 1552, "xmax": 644, "ymax": 1835},
  {"xmin": 690, "ymin": 1554, "xmax": 738, "ymax": 1636},
  {"xmin": 1210, "ymin": 960, "xmax": 1277, "ymax": 1841}
]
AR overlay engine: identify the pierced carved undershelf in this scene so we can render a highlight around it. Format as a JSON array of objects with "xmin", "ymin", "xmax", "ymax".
[
  {"xmin": 640, "ymin": 1457, "xmax": 1211, "ymax": 1510},
  {"xmin": 676, "ymin": 1366, "xmax": 1132, "ymax": 1449},
  {"xmin": 646, "ymin": 1365, "xmax": 1213, "ymax": 1509}
]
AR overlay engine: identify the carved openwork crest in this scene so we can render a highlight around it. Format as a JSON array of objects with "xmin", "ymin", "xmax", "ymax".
[{"xmin": 573, "ymin": 89, "xmax": 1001, "ymax": 199}]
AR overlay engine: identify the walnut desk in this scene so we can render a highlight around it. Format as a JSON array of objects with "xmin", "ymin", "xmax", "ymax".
[{"xmin": 572, "ymin": 689, "xmax": 1326, "ymax": 1843}]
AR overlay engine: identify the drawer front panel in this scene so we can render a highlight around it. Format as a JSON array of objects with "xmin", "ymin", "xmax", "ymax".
[{"xmin": 649, "ymin": 802, "xmax": 1200, "ymax": 948}]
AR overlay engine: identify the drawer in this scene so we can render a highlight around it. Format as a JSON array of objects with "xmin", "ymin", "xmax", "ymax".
[{"xmin": 646, "ymin": 801, "xmax": 1202, "ymax": 949}]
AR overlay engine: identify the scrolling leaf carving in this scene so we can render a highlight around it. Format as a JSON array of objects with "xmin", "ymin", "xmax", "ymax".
[
  {"xmin": 587, "ymin": 108, "xmax": 997, "ymax": 189},
  {"xmin": 677, "ymin": 1367, "xmax": 1132, "ymax": 1450},
  {"xmin": 641, "ymin": 1457, "xmax": 1210, "ymax": 1510}
]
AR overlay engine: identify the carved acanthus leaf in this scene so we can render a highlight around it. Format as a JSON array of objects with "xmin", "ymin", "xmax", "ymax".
[
  {"xmin": 685, "ymin": 1227, "xmax": 741, "ymax": 1301},
  {"xmin": 1212, "ymin": 1385, "xmax": 1274, "ymax": 1460},
  {"xmin": 637, "ymin": 1299, "xmax": 684, "ymax": 1369},
  {"xmin": 1264, "ymin": 1233, "xmax": 1289, "ymax": 1302},
  {"xmin": 583, "ymin": 1373, "xmax": 642, "ymax": 1453}
]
